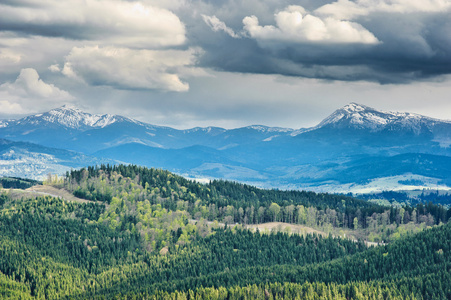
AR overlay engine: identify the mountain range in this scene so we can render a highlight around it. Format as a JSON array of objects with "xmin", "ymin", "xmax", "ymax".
[{"xmin": 1, "ymin": 103, "xmax": 450, "ymax": 193}]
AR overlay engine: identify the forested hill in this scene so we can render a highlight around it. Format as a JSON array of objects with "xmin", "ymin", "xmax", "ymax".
[
  {"xmin": 66, "ymin": 164, "xmax": 450, "ymax": 244},
  {"xmin": 69, "ymin": 164, "xmax": 378, "ymax": 210},
  {"xmin": 78, "ymin": 221, "xmax": 451, "ymax": 299},
  {"xmin": 0, "ymin": 164, "xmax": 450, "ymax": 299}
]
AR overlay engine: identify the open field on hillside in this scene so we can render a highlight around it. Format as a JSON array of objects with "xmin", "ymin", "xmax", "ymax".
[
  {"xmin": 245, "ymin": 222, "xmax": 383, "ymax": 246},
  {"xmin": 1, "ymin": 185, "xmax": 92, "ymax": 204},
  {"xmin": 246, "ymin": 222, "xmax": 327, "ymax": 236},
  {"xmin": 189, "ymin": 220, "xmax": 328, "ymax": 237}
]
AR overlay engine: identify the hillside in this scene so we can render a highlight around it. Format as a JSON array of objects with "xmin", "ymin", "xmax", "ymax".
[{"xmin": 0, "ymin": 165, "xmax": 450, "ymax": 299}]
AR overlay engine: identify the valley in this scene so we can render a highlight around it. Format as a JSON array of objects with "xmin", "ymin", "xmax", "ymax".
[{"xmin": 0, "ymin": 165, "xmax": 450, "ymax": 299}]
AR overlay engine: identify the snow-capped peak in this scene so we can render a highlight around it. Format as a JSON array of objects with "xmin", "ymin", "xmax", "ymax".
[
  {"xmin": 342, "ymin": 102, "xmax": 368, "ymax": 112},
  {"xmin": 317, "ymin": 103, "xmax": 387, "ymax": 129},
  {"xmin": 313, "ymin": 102, "xmax": 450, "ymax": 134},
  {"xmin": 40, "ymin": 105, "xmax": 120, "ymax": 129}
]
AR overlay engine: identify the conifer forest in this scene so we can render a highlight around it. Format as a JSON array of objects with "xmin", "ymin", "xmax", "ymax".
[{"xmin": 0, "ymin": 165, "xmax": 450, "ymax": 299}]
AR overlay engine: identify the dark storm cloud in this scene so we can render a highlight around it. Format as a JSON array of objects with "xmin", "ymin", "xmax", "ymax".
[
  {"xmin": 1, "ymin": 0, "xmax": 451, "ymax": 129},
  {"xmin": 188, "ymin": 1, "xmax": 451, "ymax": 83},
  {"xmin": 4, "ymin": 0, "xmax": 449, "ymax": 86}
]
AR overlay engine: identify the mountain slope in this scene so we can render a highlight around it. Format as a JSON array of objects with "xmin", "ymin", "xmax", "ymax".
[
  {"xmin": 1, "ymin": 103, "xmax": 450, "ymax": 192},
  {"xmin": 314, "ymin": 102, "xmax": 451, "ymax": 133},
  {"xmin": 0, "ymin": 105, "xmax": 129, "ymax": 148},
  {"xmin": 2, "ymin": 105, "xmax": 122, "ymax": 130}
]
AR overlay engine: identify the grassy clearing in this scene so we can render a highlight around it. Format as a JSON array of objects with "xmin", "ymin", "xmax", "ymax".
[
  {"xmin": 1, "ymin": 185, "xmax": 95, "ymax": 204},
  {"xmin": 245, "ymin": 222, "xmax": 327, "ymax": 236}
]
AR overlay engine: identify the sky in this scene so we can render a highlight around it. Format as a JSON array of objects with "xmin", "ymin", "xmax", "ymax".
[{"xmin": 0, "ymin": 0, "xmax": 450, "ymax": 129}]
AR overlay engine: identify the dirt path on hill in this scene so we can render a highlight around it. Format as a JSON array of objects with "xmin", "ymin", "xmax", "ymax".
[
  {"xmin": 245, "ymin": 222, "xmax": 327, "ymax": 236},
  {"xmin": 4, "ymin": 185, "xmax": 95, "ymax": 204},
  {"xmin": 190, "ymin": 219, "xmax": 327, "ymax": 236},
  {"xmin": 26, "ymin": 185, "xmax": 93, "ymax": 203},
  {"xmin": 191, "ymin": 219, "xmax": 382, "ymax": 246}
]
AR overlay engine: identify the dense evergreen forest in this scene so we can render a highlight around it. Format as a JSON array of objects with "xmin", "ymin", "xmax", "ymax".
[
  {"xmin": 0, "ymin": 177, "xmax": 41, "ymax": 189},
  {"xmin": 0, "ymin": 164, "xmax": 450, "ymax": 299}
]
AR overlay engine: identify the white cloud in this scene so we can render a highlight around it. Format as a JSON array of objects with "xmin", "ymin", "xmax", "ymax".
[
  {"xmin": 316, "ymin": 0, "xmax": 451, "ymax": 20},
  {"xmin": 48, "ymin": 64, "xmax": 60, "ymax": 73},
  {"xmin": 0, "ymin": 100, "xmax": 23, "ymax": 114},
  {"xmin": 202, "ymin": 15, "xmax": 240, "ymax": 38},
  {"xmin": 0, "ymin": 34, "xmax": 77, "ymax": 77},
  {"xmin": 0, "ymin": 68, "xmax": 74, "ymax": 114},
  {"xmin": 0, "ymin": 1, "xmax": 204, "ymax": 93},
  {"xmin": 0, "ymin": 48, "xmax": 22, "ymax": 65},
  {"xmin": 141, "ymin": 0, "xmax": 187, "ymax": 10},
  {"xmin": 243, "ymin": 5, "xmax": 379, "ymax": 45},
  {"xmin": 62, "ymin": 46, "xmax": 203, "ymax": 92},
  {"xmin": 0, "ymin": 33, "xmax": 26, "ymax": 67},
  {"xmin": 0, "ymin": 0, "xmax": 186, "ymax": 48},
  {"xmin": 3, "ymin": 68, "xmax": 72, "ymax": 99}
]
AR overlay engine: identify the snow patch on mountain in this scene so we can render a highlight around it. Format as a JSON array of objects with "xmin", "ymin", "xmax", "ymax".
[
  {"xmin": 317, "ymin": 103, "xmax": 392, "ymax": 130},
  {"xmin": 184, "ymin": 127, "xmax": 226, "ymax": 135},
  {"xmin": 103, "ymin": 137, "xmax": 164, "ymax": 149},
  {"xmin": 433, "ymin": 137, "xmax": 451, "ymax": 148},
  {"xmin": 21, "ymin": 129, "xmax": 36, "ymax": 135},
  {"xmin": 42, "ymin": 105, "xmax": 119, "ymax": 129},
  {"xmin": 263, "ymin": 135, "xmax": 280, "ymax": 142},
  {"xmin": 244, "ymin": 125, "xmax": 293, "ymax": 133},
  {"xmin": 297, "ymin": 103, "xmax": 451, "ymax": 136}
]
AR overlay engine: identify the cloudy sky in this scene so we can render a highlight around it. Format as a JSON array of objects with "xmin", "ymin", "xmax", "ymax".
[{"xmin": 0, "ymin": 0, "xmax": 450, "ymax": 129}]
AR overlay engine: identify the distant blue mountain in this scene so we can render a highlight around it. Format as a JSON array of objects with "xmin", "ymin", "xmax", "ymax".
[
  {"xmin": 93, "ymin": 143, "xmax": 234, "ymax": 171},
  {"xmin": 1, "ymin": 103, "xmax": 450, "ymax": 191}
]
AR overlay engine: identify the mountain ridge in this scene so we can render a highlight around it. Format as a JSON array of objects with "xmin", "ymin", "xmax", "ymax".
[
  {"xmin": 1, "ymin": 102, "xmax": 450, "ymax": 137},
  {"xmin": 1, "ymin": 103, "xmax": 450, "ymax": 193},
  {"xmin": 311, "ymin": 102, "xmax": 451, "ymax": 133}
]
